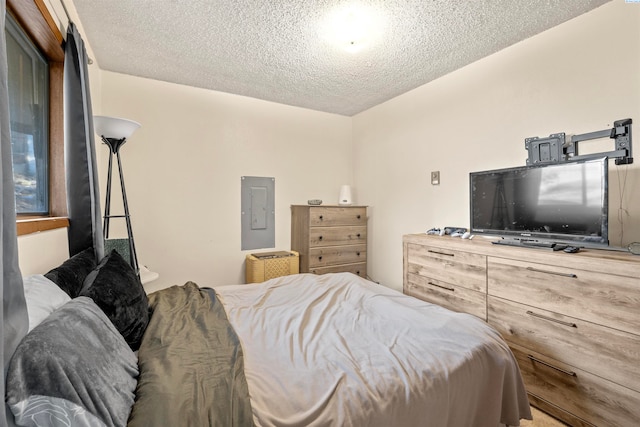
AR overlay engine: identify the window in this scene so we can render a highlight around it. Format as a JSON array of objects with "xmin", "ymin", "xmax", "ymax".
[
  {"xmin": 6, "ymin": 14, "xmax": 49, "ymax": 215},
  {"xmin": 7, "ymin": 0, "xmax": 67, "ymax": 235}
]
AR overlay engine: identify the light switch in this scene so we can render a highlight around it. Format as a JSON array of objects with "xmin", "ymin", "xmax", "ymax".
[{"xmin": 431, "ymin": 171, "xmax": 440, "ymax": 185}]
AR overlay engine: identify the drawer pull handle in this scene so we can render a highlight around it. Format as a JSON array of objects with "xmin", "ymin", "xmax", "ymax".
[
  {"xmin": 318, "ymin": 236, "xmax": 323, "ymax": 241},
  {"xmin": 356, "ymin": 233, "xmax": 361, "ymax": 238},
  {"xmin": 318, "ymin": 256, "xmax": 323, "ymax": 261},
  {"xmin": 527, "ymin": 355, "xmax": 576, "ymax": 377},
  {"xmin": 526, "ymin": 267, "xmax": 577, "ymax": 278},
  {"xmin": 356, "ymin": 252, "xmax": 361, "ymax": 256},
  {"xmin": 428, "ymin": 281, "xmax": 455, "ymax": 292},
  {"xmin": 526, "ymin": 311, "xmax": 577, "ymax": 328},
  {"xmin": 428, "ymin": 249, "xmax": 454, "ymax": 257},
  {"xmin": 319, "ymin": 215, "xmax": 323, "ymax": 220},
  {"xmin": 357, "ymin": 215, "xmax": 361, "ymax": 219}
]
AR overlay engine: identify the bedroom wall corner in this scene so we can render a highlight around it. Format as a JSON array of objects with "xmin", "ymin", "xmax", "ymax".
[
  {"xmin": 352, "ymin": 0, "xmax": 640, "ymax": 292},
  {"xmin": 98, "ymin": 72, "xmax": 353, "ymax": 290}
]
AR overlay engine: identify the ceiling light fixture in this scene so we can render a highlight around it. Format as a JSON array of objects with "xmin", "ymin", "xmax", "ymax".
[{"xmin": 323, "ymin": 3, "xmax": 386, "ymax": 53}]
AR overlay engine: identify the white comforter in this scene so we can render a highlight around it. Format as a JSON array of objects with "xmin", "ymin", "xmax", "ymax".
[{"xmin": 216, "ymin": 273, "xmax": 531, "ymax": 427}]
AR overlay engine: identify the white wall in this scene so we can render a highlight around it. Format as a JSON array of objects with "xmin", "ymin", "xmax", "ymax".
[
  {"xmin": 99, "ymin": 72, "xmax": 353, "ymax": 291},
  {"xmin": 18, "ymin": 228, "xmax": 69, "ymax": 275},
  {"xmin": 353, "ymin": 1, "xmax": 640, "ymax": 291}
]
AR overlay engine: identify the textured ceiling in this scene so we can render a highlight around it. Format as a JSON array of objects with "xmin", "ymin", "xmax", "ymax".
[{"xmin": 72, "ymin": 0, "xmax": 611, "ymax": 116}]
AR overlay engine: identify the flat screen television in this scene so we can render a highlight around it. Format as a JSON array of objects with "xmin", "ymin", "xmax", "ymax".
[{"xmin": 470, "ymin": 157, "xmax": 608, "ymax": 247}]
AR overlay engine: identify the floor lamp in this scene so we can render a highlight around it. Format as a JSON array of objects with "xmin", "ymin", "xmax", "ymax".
[{"xmin": 94, "ymin": 115, "xmax": 141, "ymax": 275}]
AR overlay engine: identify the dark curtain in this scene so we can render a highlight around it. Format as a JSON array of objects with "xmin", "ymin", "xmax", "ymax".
[
  {"xmin": 64, "ymin": 22, "xmax": 104, "ymax": 260},
  {"xmin": 1, "ymin": 1, "xmax": 29, "ymax": 425}
]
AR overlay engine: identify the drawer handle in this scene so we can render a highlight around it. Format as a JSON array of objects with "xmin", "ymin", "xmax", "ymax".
[
  {"xmin": 526, "ymin": 311, "xmax": 577, "ymax": 328},
  {"xmin": 319, "ymin": 215, "xmax": 323, "ymax": 221},
  {"xmin": 526, "ymin": 266, "xmax": 577, "ymax": 278},
  {"xmin": 428, "ymin": 249, "xmax": 454, "ymax": 257},
  {"xmin": 527, "ymin": 355, "xmax": 576, "ymax": 377},
  {"xmin": 428, "ymin": 281, "xmax": 455, "ymax": 292},
  {"xmin": 356, "ymin": 252, "xmax": 361, "ymax": 256},
  {"xmin": 318, "ymin": 256, "xmax": 323, "ymax": 261},
  {"xmin": 356, "ymin": 233, "xmax": 361, "ymax": 238},
  {"xmin": 318, "ymin": 236, "xmax": 323, "ymax": 241},
  {"xmin": 357, "ymin": 215, "xmax": 361, "ymax": 219}
]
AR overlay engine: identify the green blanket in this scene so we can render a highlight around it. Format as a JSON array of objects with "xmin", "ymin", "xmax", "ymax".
[{"xmin": 128, "ymin": 282, "xmax": 254, "ymax": 427}]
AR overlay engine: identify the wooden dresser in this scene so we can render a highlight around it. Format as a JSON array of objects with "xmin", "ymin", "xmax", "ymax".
[
  {"xmin": 291, "ymin": 205, "xmax": 367, "ymax": 278},
  {"xmin": 403, "ymin": 233, "xmax": 640, "ymax": 427}
]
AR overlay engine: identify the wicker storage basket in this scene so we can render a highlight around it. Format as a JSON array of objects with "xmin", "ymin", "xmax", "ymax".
[{"xmin": 245, "ymin": 251, "xmax": 299, "ymax": 283}]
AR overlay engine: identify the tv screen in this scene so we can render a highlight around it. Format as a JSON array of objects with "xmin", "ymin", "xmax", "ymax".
[{"xmin": 470, "ymin": 158, "xmax": 608, "ymax": 246}]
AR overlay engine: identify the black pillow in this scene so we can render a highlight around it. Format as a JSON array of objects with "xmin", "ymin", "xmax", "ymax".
[
  {"xmin": 80, "ymin": 250, "xmax": 150, "ymax": 351},
  {"xmin": 44, "ymin": 247, "xmax": 97, "ymax": 298}
]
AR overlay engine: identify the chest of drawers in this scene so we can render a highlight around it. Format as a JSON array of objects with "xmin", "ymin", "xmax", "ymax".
[
  {"xmin": 403, "ymin": 234, "xmax": 640, "ymax": 426},
  {"xmin": 291, "ymin": 205, "xmax": 367, "ymax": 278}
]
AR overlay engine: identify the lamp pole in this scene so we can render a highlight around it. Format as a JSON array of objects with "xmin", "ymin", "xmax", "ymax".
[{"xmin": 101, "ymin": 135, "xmax": 139, "ymax": 275}]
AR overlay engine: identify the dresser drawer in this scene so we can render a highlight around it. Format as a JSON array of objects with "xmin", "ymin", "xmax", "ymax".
[
  {"xmin": 405, "ymin": 272, "xmax": 486, "ymax": 320},
  {"xmin": 406, "ymin": 243, "xmax": 486, "ymax": 293},
  {"xmin": 488, "ymin": 296, "xmax": 640, "ymax": 392},
  {"xmin": 309, "ymin": 207, "xmax": 367, "ymax": 226},
  {"xmin": 310, "ymin": 262, "xmax": 367, "ymax": 278},
  {"xmin": 488, "ymin": 257, "xmax": 640, "ymax": 335},
  {"xmin": 308, "ymin": 244, "xmax": 366, "ymax": 268},
  {"xmin": 510, "ymin": 343, "xmax": 640, "ymax": 427},
  {"xmin": 309, "ymin": 226, "xmax": 366, "ymax": 247},
  {"xmin": 527, "ymin": 394, "xmax": 593, "ymax": 427}
]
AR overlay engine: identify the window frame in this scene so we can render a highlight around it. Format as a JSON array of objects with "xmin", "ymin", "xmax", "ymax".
[
  {"xmin": 7, "ymin": 0, "xmax": 68, "ymax": 235},
  {"xmin": 6, "ymin": 13, "xmax": 51, "ymax": 215}
]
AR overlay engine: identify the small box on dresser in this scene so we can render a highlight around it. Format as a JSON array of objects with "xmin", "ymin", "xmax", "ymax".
[
  {"xmin": 402, "ymin": 234, "xmax": 640, "ymax": 427},
  {"xmin": 291, "ymin": 205, "xmax": 367, "ymax": 278}
]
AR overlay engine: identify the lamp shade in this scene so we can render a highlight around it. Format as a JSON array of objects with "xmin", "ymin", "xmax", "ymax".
[{"xmin": 94, "ymin": 115, "xmax": 141, "ymax": 139}]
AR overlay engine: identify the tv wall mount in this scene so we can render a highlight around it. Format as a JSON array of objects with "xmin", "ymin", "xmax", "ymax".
[{"xmin": 525, "ymin": 118, "xmax": 633, "ymax": 166}]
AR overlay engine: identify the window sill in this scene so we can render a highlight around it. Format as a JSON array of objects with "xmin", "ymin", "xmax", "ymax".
[{"xmin": 17, "ymin": 217, "xmax": 69, "ymax": 236}]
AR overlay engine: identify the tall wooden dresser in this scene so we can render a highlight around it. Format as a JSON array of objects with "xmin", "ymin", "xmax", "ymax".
[
  {"xmin": 403, "ymin": 233, "xmax": 640, "ymax": 427},
  {"xmin": 291, "ymin": 205, "xmax": 367, "ymax": 278}
]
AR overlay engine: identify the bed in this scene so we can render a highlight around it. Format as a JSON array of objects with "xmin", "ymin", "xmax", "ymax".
[{"xmin": 6, "ymin": 248, "xmax": 532, "ymax": 427}]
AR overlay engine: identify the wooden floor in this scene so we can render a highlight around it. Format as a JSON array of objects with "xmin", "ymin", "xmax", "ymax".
[{"xmin": 520, "ymin": 407, "xmax": 568, "ymax": 427}]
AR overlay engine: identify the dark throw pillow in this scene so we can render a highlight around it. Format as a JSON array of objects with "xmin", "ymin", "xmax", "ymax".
[
  {"xmin": 80, "ymin": 250, "xmax": 150, "ymax": 351},
  {"xmin": 44, "ymin": 247, "xmax": 98, "ymax": 298}
]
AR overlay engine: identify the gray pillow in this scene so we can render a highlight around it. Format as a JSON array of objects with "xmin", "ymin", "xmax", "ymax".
[{"xmin": 6, "ymin": 297, "xmax": 138, "ymax": 427}]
